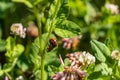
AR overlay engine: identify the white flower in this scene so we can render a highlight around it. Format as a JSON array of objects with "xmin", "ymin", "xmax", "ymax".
[
  {"xmin": 111, "ymin": 50, "xmax": 120, "ymax": 60},
  {"xmin": 10, "ymin": 23, "xmax": 26, "ymax": 38},
  {"xmin": 67, "ymin": 51, "xmax": 95, "ymax": 68},
  {"xmin": 105, "ymin": 3, "xmax": 119, "ymax": 14},
  {"xmin": 85, "ymin": 52, "xmax": 95, "ymax": 65},
  {"xmin": 16, "ymin": 75, "xmax": 24, "ymax": 80}
]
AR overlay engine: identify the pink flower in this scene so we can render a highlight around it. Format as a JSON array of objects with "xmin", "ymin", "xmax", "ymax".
[
  {"xmin": 52, "ymin": 66, "xmax": 86, "ymax": 80},
  {"xmin": 10, "ymin": 23, "xmax": 26, "ymax": 38},
  {"xmin": 5, "ymin": 76, "xmax": 9, "ymax": 80},
  {"xmin": 62, "ymin": 35, "xmax": 82, "ymax": 50},
  {"xmin": 52, "ymin": 54, "xmax": 86, "ymax": 80}
]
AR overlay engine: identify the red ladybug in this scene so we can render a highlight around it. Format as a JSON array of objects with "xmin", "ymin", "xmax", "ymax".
[{"xmin": 48, "ymin": 38, "xmax": 58, "ymax": 51}]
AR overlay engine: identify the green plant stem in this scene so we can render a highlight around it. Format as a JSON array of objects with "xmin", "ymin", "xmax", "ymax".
[
  {"xmin": 34, "ymin": 7, "xmax": 44, "ymax": 80},
  {"xmin": 41, "ymin": 55, "xmax": 45, "ymax": 80},
  {"xmin": 34, "ymin": 0, "xmax": 60, "ymax": 79},
  {"xmin": 3, "ymin": 58, "xmax": 18, "ymax": 80},
  {"xmin": 43, "ymin": 0, "xmax": 60, "ymax": 53},
  {"xmin": 43, "ymin": 19, "xmax": 56, "ymax": 53},
  {"xmin": 37, "ymin": 13, "xmax": 43, "ymax": 53},
  {"xmin": 34, "ymin": 7, "xmax": 43, "ymax": 53},
  {"xmin": 11, "ymin": 35, "xmax": 17, "ymax": 79},
  {"xmin": 4, "ymin": 71, "xmax": 12, "ymax": 80}
]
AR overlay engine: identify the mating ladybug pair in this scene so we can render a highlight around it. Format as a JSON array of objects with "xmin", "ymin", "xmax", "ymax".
[{"xmin": 48, "ymin": 38, "xmax": 58, "ymax": 51}]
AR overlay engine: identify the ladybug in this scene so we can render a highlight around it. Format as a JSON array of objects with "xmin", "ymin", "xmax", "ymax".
[{"xmin": 48, "ymin": 38, "xmax": 58, "ymax": 51}]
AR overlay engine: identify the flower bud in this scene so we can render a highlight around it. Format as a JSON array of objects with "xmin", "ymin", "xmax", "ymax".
[
  {"xmin": 26, "ymin": 21, "xmax": 38, "ymax": 37},
  {"xmin": 26, "ymin": 26, "xmax": 38, "ymax": 37}
]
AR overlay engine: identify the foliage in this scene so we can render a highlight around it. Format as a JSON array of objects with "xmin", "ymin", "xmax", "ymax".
[{"xmin": 0, "ymin": 0, "xmax": 120, "ymax": 80}]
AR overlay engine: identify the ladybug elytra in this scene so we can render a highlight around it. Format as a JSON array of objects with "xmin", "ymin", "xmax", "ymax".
[{"xmin": 48, "ymin": 38, "xmax": 58, "ymax": 51}]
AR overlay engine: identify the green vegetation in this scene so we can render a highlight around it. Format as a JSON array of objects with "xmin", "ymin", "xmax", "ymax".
[{"xmin": 0, "ymin": 0, "xmax": 120, "ymax": 80}]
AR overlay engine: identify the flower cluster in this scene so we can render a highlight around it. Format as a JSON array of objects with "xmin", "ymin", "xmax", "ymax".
[
  {"xmin": 10, "ymin": 23, "xmax": 26, "ymax": 38},
  {"xmin": 62, "ymin": 35, "xmax": 82, "ymax": 50},
  {"xmin": 52, "ymin": 66, "xmax": 86, "ymax": 80},
  {"xmin": 66, "ymin": 51, "xmax": 95, "ymax": 68},
  {"xmin": 105, "ymin": 3, "xmax": 119, "ymax": 14},
  {"xmin": 52, "ymin": 51, "xmax": 95, "ymax": 80},
  {"xmin": 111, "ymin": 50, "xmax": 120, "ymax": 60}
]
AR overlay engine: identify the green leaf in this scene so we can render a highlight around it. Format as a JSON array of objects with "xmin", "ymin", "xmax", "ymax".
[
  {"xmin": 47, "ymin": 64, "xmax": 64, "ymax": 80},
  {"xmin": 28, "ymin": 33, "xmax": 56, "ymax": 70},
  {"xmin": 6, "ymin": 36, "xmax": 14, "ymax": 51},
  {"xmin": 33, "ymin": 0, "xmax": 43, "ymax": 5},
  {"xmin": 94, "ymin": 63, "xmax": 112, "ymax": 76},
  {"xmin": 47, "ymin": 65, "xmax": 59, "ymax": 76},
  {"xmin": 64, "ymin": 58, "xmax": 70, "ymax": 66},
  {"xmin": 5, "ymin": 37, "xmax": 24, "ymax": 62},
  {"xmin": 6, "ymin": 44, "xmax": 24, "ymax": 60},
  {"xmin": 88, "ymin": 72, "xmax": 102, "ymax": 80},
  {"xmin": 91, "ymin": 40, "xmax": 111, "ymax": 57},
  {"xmin": 90, "ymin": 41, "xmax": 106, "ymax": 62},
  {"xmin": 90, "ymin": 40, "xmax": 111, "ymax": 62},
  {"xmin": 94, "ymin": 64, "xmax": 102, "ymax": 72},
  {"xmin": 113, "ymin": 61, "xmax": 120, "ymax": 78},
  {"xmin": 17, "ymin": 55, "xmax": 30, "ymax": 72},
  {"xmin": 29, "ymin": 39, "xmax": 41, "ymax": 70},
  {"xmin": 5, "ymin": 37, "xmax": 15, "ymax": 58},
  {"xmin": 0, "ymin": 2, "xmax": 13, "ymax": 12},
  {"xmin": 55, "ymin": 20, "xmax": 80, "ymax": 38},
  {"xmin": 45, "ymin": 48, "xmax": 59, "ymax": 66},
  {"xmin": 107, "ymin": 27, "xmax": 117, "ymax": 49},
  {"xmin": 12, "ymin": 0, "xmax": 33, "ymax": 8},
  {"xmin": 46, "ymin": 0, "xmax": 69, "ymax": 32},
  {"xmin": 12, "ymin": 44, "xmax": 24, "ymax": 58},
  {"xmin": 101, "ymin": 63, "xmax": 112, "ymax": 75},
  {"xmin": 3, "ymin": 63, "xmax": 12, "ymax": 72},
  {"xmin": 48, "ymin": 0, "xmax": 60, "ymax": 19},
  {"xmin": 57, "ymin": 0, "xmax": 69, "ymax": 19},
  {"xmin": 48, "ymin": 0, "xmax": 69, "ymax": 19}
]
